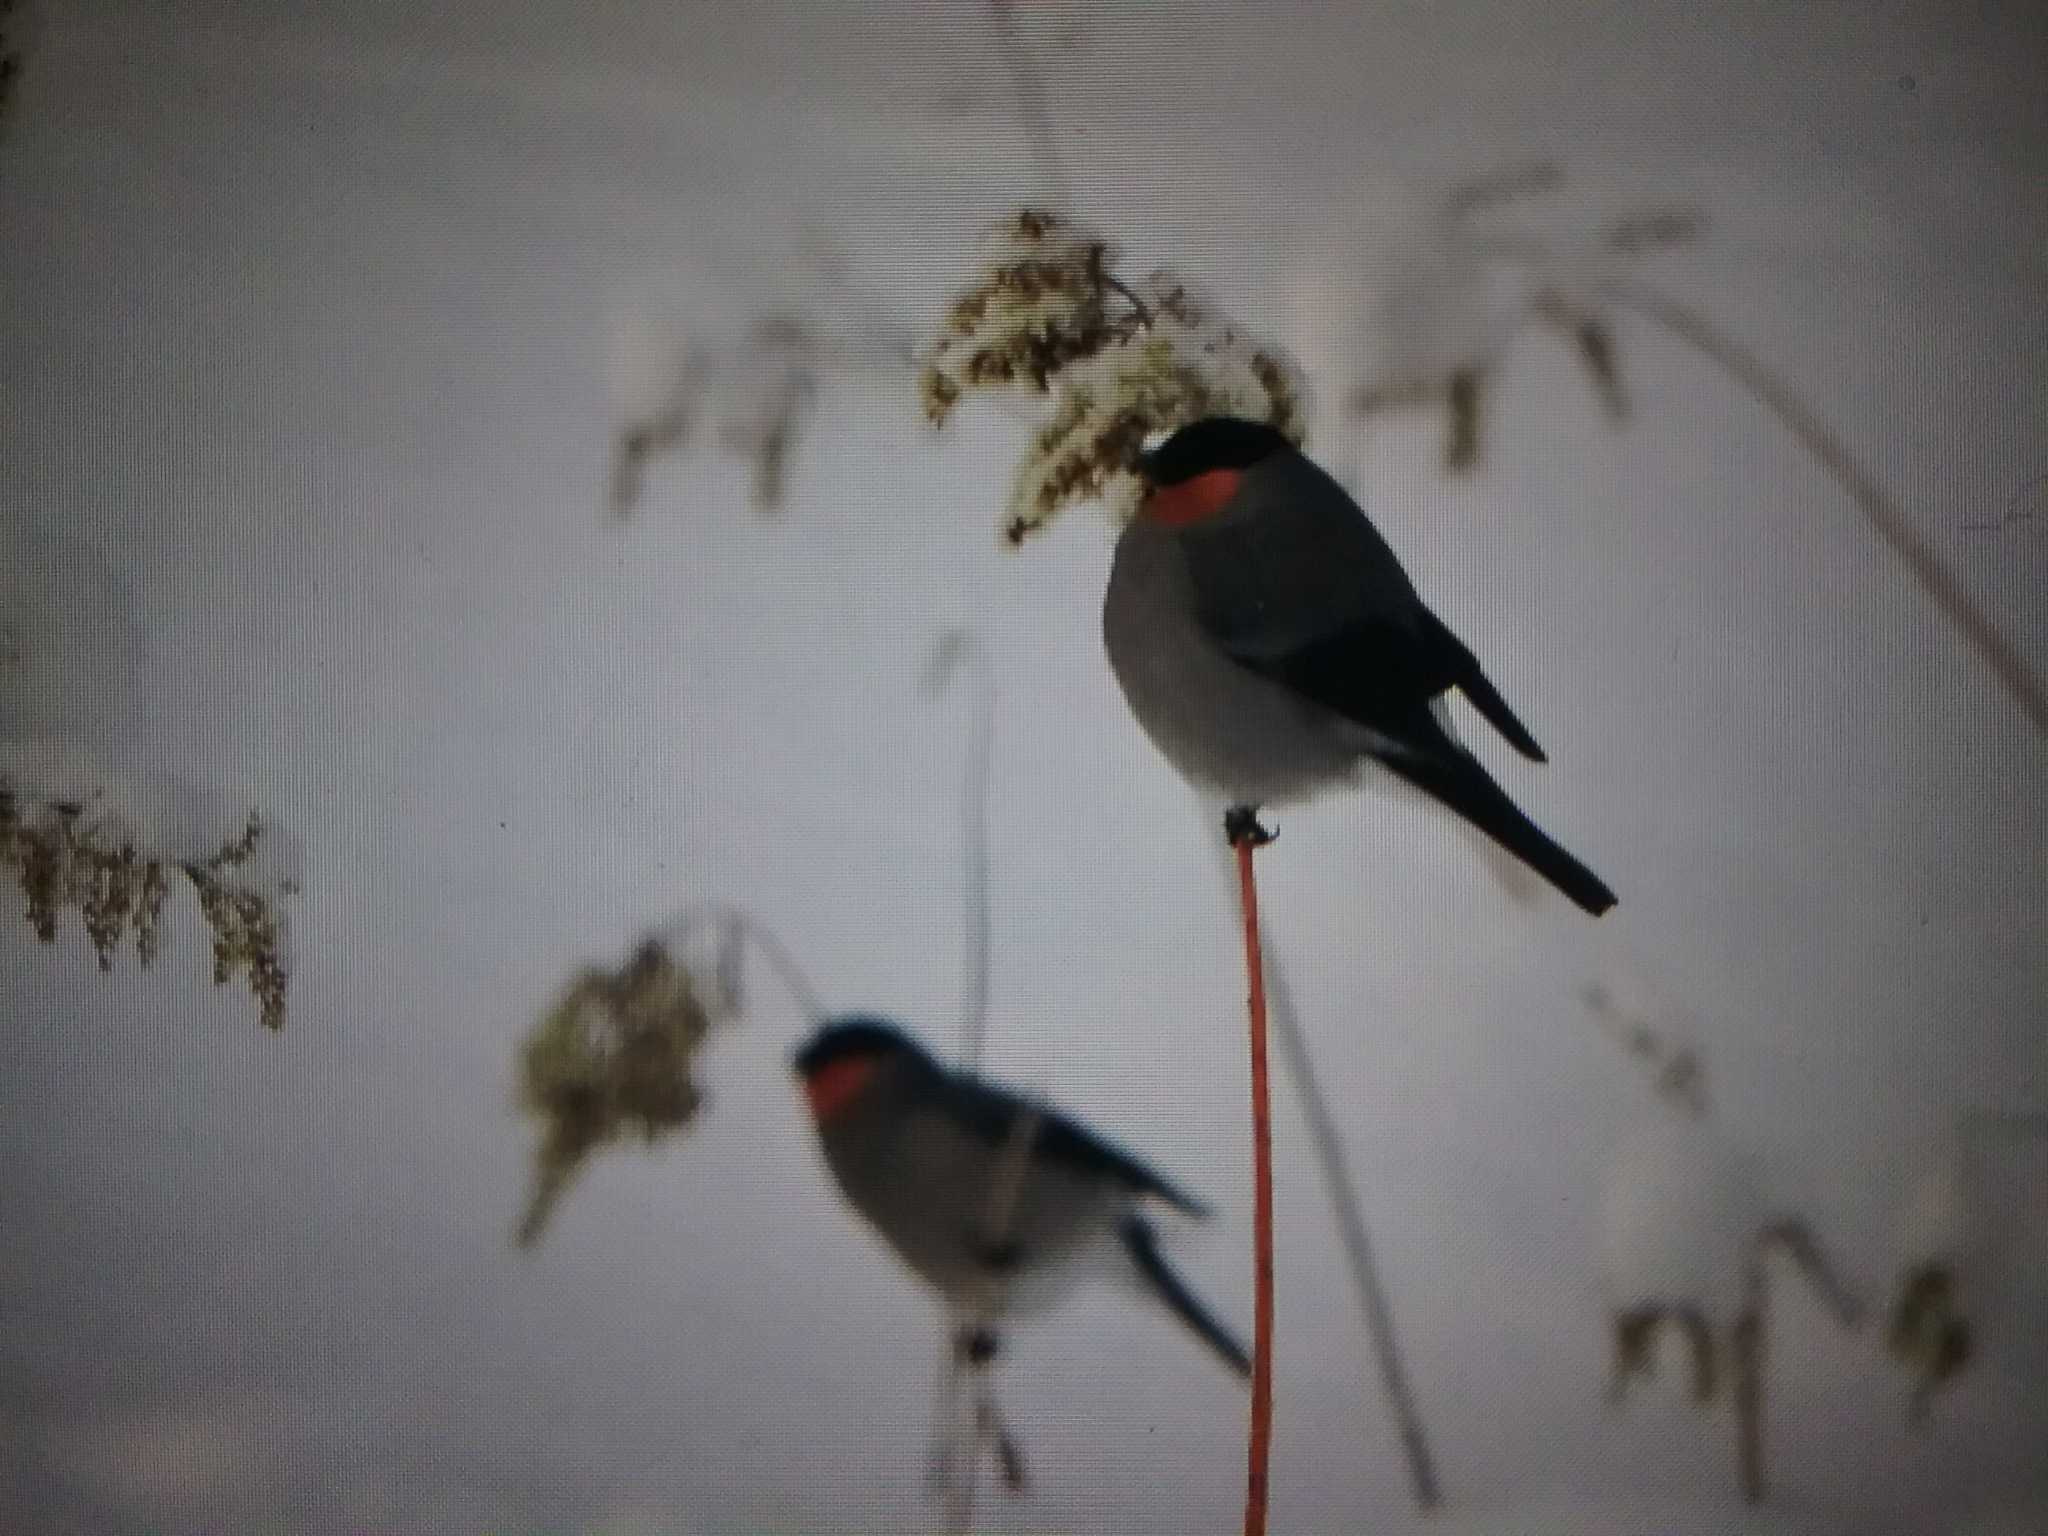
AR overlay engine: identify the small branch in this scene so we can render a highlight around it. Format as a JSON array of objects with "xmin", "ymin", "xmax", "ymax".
[
  {"xmin": 925, "ymin": 1328, "xmax": 966, "ymax": 1496},
  {"xmin": 1103, "ymin": 272, "xmax": 1156, "ymax": 329},
  {"xmin": 987, "ymin": 0, "xmax": 1073, "ymax": 211},
  {"xmin": 1763, "ymin": 1217, "xmax": 1864, "ymax": 1331},
  {"xmin": 648, "ymin": 901, "xmax": 826, "ymax": 1025},
  {"xmin": 938, "ymin": 1105, "xmax": 1042, "ymax": 1531},
  {"xmin": 977, "ymin": 1378, "xmax": 1029, "ymax": 1492},
  {"xmin": 924, "ymin": 631, "xmax": 995, "ymax": 1071},
  {"xmin": 1604, "ymin": 273, "xmax": 2048, "ymax": 742},
  {"xmin": 927, "ymin": 628, "xmax": 1012, "ymax": 1528},
  {"xmin": 1214, "ymin": 829, "xmax": 1443, "ymax": 1511},
  {"xmin": 1231, "ymin": 824, "xmax": 1276, "ymax": 1536},
  {"xmin": 1581, "ymin": 980, "xmax": 1710, "ymax": 1120},
  {"xmin": 1442, "ymin": 158, "xmax": 1563, "ymax": 225},
  {"xmin": 1735, "ymin": 1244, "xmax": 1769, "ymax": 1503},
  {"xmin": 944, "ymin": 1343, "xmax": 981, "ymax": 1536},
  {"xmin": 1268, "ymin": 943, "xmax": 1443, "ymax": 1506}
]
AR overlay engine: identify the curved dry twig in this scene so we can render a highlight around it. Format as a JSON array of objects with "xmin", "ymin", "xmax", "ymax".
[
  {"xmin": 1582, "ymin": 979, "xmax": 1709, "ymax": 1120},
  {"xmin": 987, "ymin": 0, "xmax": 1073, "ymax": 212},
  {"xmin": 647, "ymin": 901, "xmax": 826, "ymax": 1026},
  {"xmin": 924, "ymin": 630, "xmax": 996, "ymax": 1071},
  {"xmin": 922, "ymin": 631, "xmax": 1033, "ymax": 1531},
  {"xmin": 939, "ymin": 1103, "xmax": 1044, "ymax": 1534},
  {"xmin": 1604, "ymin": 274, "xmax": 2048, "ymax": 741}
]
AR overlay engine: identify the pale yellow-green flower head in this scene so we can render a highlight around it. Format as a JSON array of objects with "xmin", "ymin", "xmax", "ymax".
[
  {"xmin": 513, "ymin": 936, "xmax": 735, "ymax": 1248},
  {"xmin": 922, "ymin": 209, "xmax": 1308, "ymax": 546}
]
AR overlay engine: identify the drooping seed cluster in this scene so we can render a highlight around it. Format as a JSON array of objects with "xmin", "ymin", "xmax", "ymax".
[
  {"xmin": 183, "ymin": 817, "xmax": 294, "ymax": 1033},
  {"xmin": 513, "ymin": 936, "xmax": 738, "ymax": 1248},
  {"xmin": 1347, "ymin": 161, "xmax": 1700, "ymax": 472},
  {"xmin": 610, "ymin": 314, "xmax": 826, "ymax": 518},
  {"xmin": 1887, "ymin": 1261, "xmax": 1973, "ymax": 1415},
  {"xmin": 920, "ymin": 209, "xmax": 1308, "ymax": 546},
  {"xmin": 2, "ymin": 778, "xmax": 294, "ymax": 1030}
]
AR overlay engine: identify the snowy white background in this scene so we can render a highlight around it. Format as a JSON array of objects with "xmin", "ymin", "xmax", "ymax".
[{"xmin": 2, "ymin": 1, "xmax": 2044, "ymax": 1532}]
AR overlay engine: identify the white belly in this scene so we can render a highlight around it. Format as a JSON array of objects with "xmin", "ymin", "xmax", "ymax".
[
  {"xmin": 822, "ymin": 1102, "xmax": 1121, "ymax": 1317},
  {"xmin": 1102, "ymin": 522, "xmax": 1364, "ymax": 806}
]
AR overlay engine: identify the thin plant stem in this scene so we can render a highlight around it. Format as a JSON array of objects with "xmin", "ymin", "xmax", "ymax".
[
  {"xmin": 1104, "ymin": 272, "xmax": 1156, "ymax": 329},
  {"xmin": 1211, "ymin": 830, "xmax": 1443, "ymax": 1512},
  {"xmin": 1602, "ymin": 274, "xmax": 2048, "ymax": 741},
  {"xmin": 942, "ymin": 1103, "xmax": 1044, "ymax": 1533},
  {"xmin": 987, "ymin": 0, "xmax": 1073, "ymax": 211},
  {"xmin": 1262, "ymin": 932, "xmax": 1444, "ymax": 1510},
  {"xmin": 926, "ymin": 1328, "xmax": 965, "ymax": 1496},
  {"xmin": 925, "ymin": 631, "xmax": 1012, "ymax": 1528},
  {"xmin": 925, "ymin": 630, "xmax": 994, "ymax": 1071},
  {"xmin": 946, "ymin": 1361, "xmax": 981, "ymax": 1536},
  {"xmin": 1764, "ymin": 1217, "xmax": 1863, "ymax": 1331},
  {"xmin": 1735, "ymin": 1240, "xmax": 1768, "ymax": 1503},
  {"xmin": 1232, "ymin": 831, "xmax": 1276, "ymax": 1536},
  {"xmin": 648, "ymin": 901, "xmax": 825, "ymax": 1025},
  {"xmin": 980, "ymin": 1387, "xmax": 1028, "ymax": 1491}
]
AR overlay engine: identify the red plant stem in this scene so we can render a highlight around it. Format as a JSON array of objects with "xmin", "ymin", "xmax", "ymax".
[{"xmin": 1235, "ymin": 832, "xmax": 1275, "ymax": 1536}]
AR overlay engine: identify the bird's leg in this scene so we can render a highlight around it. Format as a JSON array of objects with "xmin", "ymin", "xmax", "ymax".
[
  {"xmin": 962, "ymin": 1325, "xmax": 1000, "ymax": 1366},
  {"xmin": 947, "ymin": 1322, "xmax": 1027, "ymax": 1494},
  {"xmin": 978, "ymin": 1386, "xmax": 1030, "ymax": 1494},
  {"xmin": 925, "ymin": 1325, "xmax": 968, "ymax": 1496},
  {"xmin": 1224, "ymin": 804, "xmax": 1277, "ymax": 848},
  {"xmin": 977, "ymin": 1240, "xmax": 1024, "ymax": 1275},
  {"xmin": 929, "ymin": 1319, "xmax": 1003, "ymax": 1499}
]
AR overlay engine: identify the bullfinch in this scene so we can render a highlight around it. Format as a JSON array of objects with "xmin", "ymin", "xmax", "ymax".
[
  {"xmin": 1101, "ymin": 414, "xmax": 1617, "ymax": 915},
  {"xmin": 792, "ymin": 1015, "xmax": 1251, "ymax": 1377}
]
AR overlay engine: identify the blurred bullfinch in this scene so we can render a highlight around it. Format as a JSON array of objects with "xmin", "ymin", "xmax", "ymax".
[
  {"xmin": 1102, "ymin": 414, "xmax": 1618, "ymax": 915},
  {"xmin": 792, "ymin": 1015, "xmax": 1251, "ymax": 1378}
]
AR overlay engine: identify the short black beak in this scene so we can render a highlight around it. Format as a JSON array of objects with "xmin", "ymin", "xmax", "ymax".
[{"xmin": 1124, "ymin": 440, "xmax": 1155, "ymax": 477}]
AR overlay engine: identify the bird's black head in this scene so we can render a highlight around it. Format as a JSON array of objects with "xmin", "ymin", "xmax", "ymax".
[
  {"xmin": 1130, "ymin": 416, "xmax": 1294, "ymax": 486},
  {"xmin": 790, "ymin": 1014, "xmax": 924, "ymax": 1079}
]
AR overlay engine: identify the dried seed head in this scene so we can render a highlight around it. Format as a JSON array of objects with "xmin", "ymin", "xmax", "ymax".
[
  {"xmin": 1608, "ymin": 1303, "xmax": 1721, "ymax": 1405},
  {"xmin": 513, "ymin": 936, "xmax": 732, "ymax": 1248},
  {"xmin": 2, "ymin": 773, "xmax": 295, "ymax": 1030},
  {"xmin": 1343, "ymin": 165, "xmax": 1695, "ymax": 471},
  {"xmin": 968, "ymin": 265, "xmax": 1308, "ymax": 544},
  {"xmin": 183, "ymin": 815, "xmax": 295, "ymax": 1031},
  {"xmin": 1887, "ymin": 1261, "xmax": 1973, "ymax": 1413},
  {"xmin": 921, "ymin": 211, "xmax": 1312, "ymax": 538}
]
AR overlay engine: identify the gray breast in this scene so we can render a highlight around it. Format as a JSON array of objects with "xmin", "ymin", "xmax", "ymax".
[
  {"xmin": 1102, "ymin": 519, "xmax": 1365, "ymax": 806},
  {"xmin": 816, "ymin": 1091, "xmax": 1122, "ymax": 1316}
]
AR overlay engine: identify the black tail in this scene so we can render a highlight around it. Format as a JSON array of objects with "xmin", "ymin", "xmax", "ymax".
[
  {"xmin": 1425, "ymin": 613, "xmax": 1548, "ymax": 763},
  {"xmin": 1118, "ymin": 1214, "xmax": 1251, "ymax": 1379},
  {"xmin": 1381, "ymin": 737, "xmax": 1618, "ymax": 916}
]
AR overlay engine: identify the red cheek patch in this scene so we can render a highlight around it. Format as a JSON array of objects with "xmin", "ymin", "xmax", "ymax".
[
  {"xmin": 1143, "ymin": 467, "xmax": 1244, "ymax": 527},
  {"xmin": 803, "ymin": 1056, "xmax": 877, "ymax": 1122}
]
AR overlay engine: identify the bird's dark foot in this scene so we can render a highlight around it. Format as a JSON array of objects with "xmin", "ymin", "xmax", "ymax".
[
  {"xmin": 991, "ymin": 1425, "xmax": 1024, "ymax": 1499},
  {"xmin": 958, "ymin": 1325, "xmax": 1001, "ymax": 1366},
  {"xmin": 989, "ymin": 1413, "xmax": 1029, "ymax": 1493},
  {"xmin": 1224, "ymin": 805, "xmax": 1276, "ymax": 848},
  {"xmin": 979, "ymin": 1238, "xmax": 1023, "ymax": 1274}
]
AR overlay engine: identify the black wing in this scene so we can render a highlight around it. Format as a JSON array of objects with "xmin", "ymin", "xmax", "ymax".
[
  {"xmin": 1226, "ymin": 607, "xmax": 1548, "ymax": 764},
  {"xmin": 946, "ymin": 1071, "xmax": 1211, "ymax": 1220},
  {"xmin": 1366, "ymin": 703, "xmax": 1618, "ymax": 916}
]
